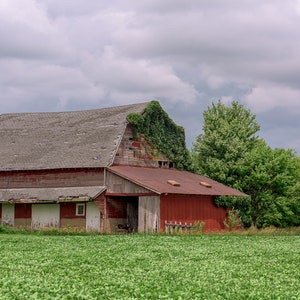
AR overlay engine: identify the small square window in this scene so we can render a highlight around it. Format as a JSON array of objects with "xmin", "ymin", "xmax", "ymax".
[{"xmin": 76, "ymin": 203, "xmax": 85, "ymax": 216}]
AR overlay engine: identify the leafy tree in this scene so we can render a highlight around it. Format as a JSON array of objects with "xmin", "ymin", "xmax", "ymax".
[
  {"xmin": 192, "ymin": 100, "xmax": 260, "ymax": 185},
  {"xmin": 238, "ymin": 140, "xmax": 300, "ymax": 228},
  {"xmin": 192, "ymin": 100, "xmax": 300, "ymax": 228}
]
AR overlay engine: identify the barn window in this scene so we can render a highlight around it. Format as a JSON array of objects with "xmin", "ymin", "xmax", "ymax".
[
  {"xmin": 159, "ymin": 161, "xmax": 174, "ymax": 168},
  {"xmin": 76, "ymin": 203, "xmax": 85, "ymax": 216}
]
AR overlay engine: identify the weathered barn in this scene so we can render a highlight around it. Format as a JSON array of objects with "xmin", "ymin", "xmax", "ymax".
[{"xmin": 0, "ymin": 101, "xmax": 245, "ymax": 232}]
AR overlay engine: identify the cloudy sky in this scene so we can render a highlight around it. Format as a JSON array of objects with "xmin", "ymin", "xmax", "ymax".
[{"xmin": 1, "ymin": 0, "xmax": 300, "ymax": 154}]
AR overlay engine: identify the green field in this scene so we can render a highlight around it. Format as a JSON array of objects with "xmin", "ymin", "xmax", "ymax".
[{"xmin": 0, "ymin": 233, "xmax": 299, "ymax": 299}]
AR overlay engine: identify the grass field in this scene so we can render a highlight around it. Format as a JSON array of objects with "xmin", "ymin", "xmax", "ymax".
[{"xmin": 0, "ymin": 233, "xmax": 299, "ymax": 299}]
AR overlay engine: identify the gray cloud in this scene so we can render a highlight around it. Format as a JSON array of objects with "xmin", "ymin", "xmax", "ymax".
[{"xmin": 0, "ymin": 0, "xmax": 299, "ymax": 154}]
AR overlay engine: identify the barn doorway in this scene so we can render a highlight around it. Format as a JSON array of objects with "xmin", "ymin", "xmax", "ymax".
[
  {"xmin": 126, "ymin": 197, "xmax": 138, "ymax": 231},
  {"xmin": 107, "ymin": 196, "xmax": 138, "ymax": 232}
]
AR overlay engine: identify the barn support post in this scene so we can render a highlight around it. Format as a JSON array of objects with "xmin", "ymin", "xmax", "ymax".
[
  {"xmin": 103, "ymin": 197, "xmax": 107, "ymax": 233},
  {"xmin": 93, "ymin": 192, "xmax": 107, "ymax": 233}
]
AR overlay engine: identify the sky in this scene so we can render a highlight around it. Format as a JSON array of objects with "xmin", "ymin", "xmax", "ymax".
[{"xmin": 0, "ymin": 0, "xmax": 299, "ymax": 155}]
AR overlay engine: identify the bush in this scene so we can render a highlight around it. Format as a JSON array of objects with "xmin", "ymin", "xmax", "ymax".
[{"xmin": 224, "ymin": 209, "xmax": 242, "ymax": 231}]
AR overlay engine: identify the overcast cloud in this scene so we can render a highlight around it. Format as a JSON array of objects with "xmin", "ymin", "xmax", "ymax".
[{"xmin": 0, "ymin": 0, "xmax": 299, "ymax": 154}]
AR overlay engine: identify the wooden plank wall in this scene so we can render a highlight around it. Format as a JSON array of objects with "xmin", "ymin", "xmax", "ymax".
[
  {"xmin": 106, "ymin": 171, "xmax": 150, "ymax": 194},
  {"xmin": 0, "ymin": 168, "xmax": 104, "ymax": 188},
  {"xmin": 138, "ymin": 196, "xmax": 160, "ymax": 233},
  {"xmin": 60, "ymin": 202, "xmax": 86, "ymax": 230},
  {"xmin": 160, "ymin": 194, "xmax": 227, "ymax": 231},
  {"xmin": 14, "ymin": 203, "xmax": 32, "ymax": 228}
]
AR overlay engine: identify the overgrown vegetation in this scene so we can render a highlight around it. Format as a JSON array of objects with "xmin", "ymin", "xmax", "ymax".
[
  {"xmin": 127, "ymin": 100, "xmax": 192, "ymax": 170},
  {"xmin": 0, "ymin": 234, "xmax": 299, "ymax": 299},
  {"xmin": 223, "ymin": 209, "xmax": 242, "ymax": 231}
]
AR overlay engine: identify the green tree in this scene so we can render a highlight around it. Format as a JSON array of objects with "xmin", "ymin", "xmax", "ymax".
[
  {"xmin": 238, "ymin": 140, "xmax": 300, "ymax": 227},
  {"xmin": 192, "ymin": 100, "xmax": 300, "ymax": 228},
  {"xmin": 192, "ymin": 100, "xmax": 260, "ymax": 186}
]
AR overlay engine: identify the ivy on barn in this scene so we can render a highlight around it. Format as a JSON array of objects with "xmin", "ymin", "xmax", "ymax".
[{"xmin": 126, "ymin": 100, "xmax": 192, "ymax": 171}]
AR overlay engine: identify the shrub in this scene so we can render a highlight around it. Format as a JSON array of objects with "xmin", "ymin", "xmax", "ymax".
[{"xmin": 224, "ymin": 209, "xmax": 242, "ymax": 231}]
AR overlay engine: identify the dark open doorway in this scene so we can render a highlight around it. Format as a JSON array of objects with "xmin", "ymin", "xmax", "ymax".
[
  {"xmin": 109, "ymin": 195, "xmax": 138, "ymax": 232},
  {"xmin": 126, "ymin": 196, "xmax": 138, "ymax": 231}
]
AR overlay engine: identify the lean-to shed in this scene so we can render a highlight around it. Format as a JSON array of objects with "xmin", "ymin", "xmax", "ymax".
[{"xmin": 106, "ymin": 166, "xmax": 245, "ymax": 232}]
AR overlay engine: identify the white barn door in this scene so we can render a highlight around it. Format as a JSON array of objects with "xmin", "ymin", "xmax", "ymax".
[
  {"xmin": 86, "ymin": 202, "xmax": 100, "ymax": 232},
  {"xmin": 32, "ymin": 204, "xmax": 59, "ymax": 229},
  {"xmin": 2, "ymin": 203, "xmax": 14, "ymax": 226},
  {"xmin": 138, "ymin": 196, "xmax": 160, "ymax": 233}
]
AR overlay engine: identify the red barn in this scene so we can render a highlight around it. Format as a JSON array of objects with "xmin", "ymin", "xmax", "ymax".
[{"xmin": 0, "ymin": 102, "xmax": 245, "ymax": 233}]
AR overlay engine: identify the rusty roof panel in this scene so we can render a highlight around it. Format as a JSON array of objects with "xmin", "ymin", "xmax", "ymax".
[
  {"xmin": 108, "ymin": 166, "xmax": 246, "ymax": 196},
  {"xmin": 0, "ymin": 186, "xmax": 106, "ymax": 203}
]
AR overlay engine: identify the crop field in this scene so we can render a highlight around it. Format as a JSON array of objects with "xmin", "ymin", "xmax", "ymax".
[{"xmin": 0, "ymin": 233, "xmax": 299, "ymax": 299}]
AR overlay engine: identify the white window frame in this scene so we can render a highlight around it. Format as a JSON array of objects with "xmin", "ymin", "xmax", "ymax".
[{"xmin": 76, "ymin": 203, "xmax": 85, "ymax": 216}]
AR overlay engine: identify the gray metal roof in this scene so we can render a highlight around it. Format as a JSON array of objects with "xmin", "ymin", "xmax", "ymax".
[
  {"xmin": 0, "ymin": 186, "xmax": 106, "ymax": 203},
  {"xmin": 0, "ymin": 102, "xmax": 149, "ymax": 171}
]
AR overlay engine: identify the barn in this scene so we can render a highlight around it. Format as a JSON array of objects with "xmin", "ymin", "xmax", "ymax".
[{"xmin": 0, "ymin": 101, "xmax": 245, "ymax": 232}]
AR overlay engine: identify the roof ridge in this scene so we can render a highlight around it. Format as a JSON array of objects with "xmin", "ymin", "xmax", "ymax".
[{"xmin": 0, "ymin": 101, "xmax": 150, "ymax": 117}]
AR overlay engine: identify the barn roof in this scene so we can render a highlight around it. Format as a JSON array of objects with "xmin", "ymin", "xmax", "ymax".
[
  {"xmin": 0, "ymin": 102, "xmax": 149, "ymax": 171},
  {"xmin": 0, "ymin": 186, "xmax": 106, "ymax": 203},
  {"xmin": 108, "ymin": 166, "xmax": 246, "ymax": 196}
]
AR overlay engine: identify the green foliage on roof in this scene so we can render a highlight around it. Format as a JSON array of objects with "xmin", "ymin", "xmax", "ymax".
[{"xmin": 126, "ymin": 100, "xmax": 192, "ymax": 170}]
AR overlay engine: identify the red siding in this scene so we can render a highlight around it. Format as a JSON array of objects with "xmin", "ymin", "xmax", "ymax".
[
  {"xmin": 106, "ymin": 198, "xmax": 127, "ymax": 218},
  {"xmin": 0, "ymin": 168, "xmax": 104, "ymax": 189},
  {"xmin": 160, "ymin": 194, "xmax": 226, "ymax": 231},
  {"xmin": 60, "ymin": 203, "xmax": 85, "ymax": 219},
  {"xmin": 94, "ymin": 194, "xmax": 105, "ymax": 215},
  {"xmin": 15, "ymin": 204, "xmax": 32, "ymax": 218}
]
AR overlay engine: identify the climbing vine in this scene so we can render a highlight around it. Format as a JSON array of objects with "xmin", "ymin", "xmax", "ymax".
[{"xmin": 126, "ymin": 100, "xmax": 192, "ymax": 170}]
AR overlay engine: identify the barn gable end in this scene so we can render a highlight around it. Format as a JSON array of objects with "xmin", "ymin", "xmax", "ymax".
[{"xmin": 113, "ymin": 125, "xmax": 172, "ymax": 168}]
